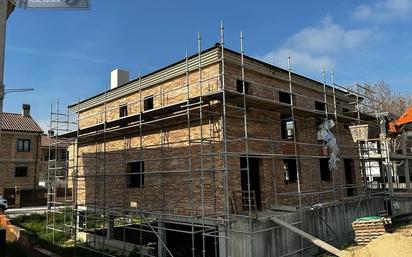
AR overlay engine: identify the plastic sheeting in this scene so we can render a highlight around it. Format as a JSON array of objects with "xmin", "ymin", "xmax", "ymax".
[{"xmin": 317, "ymin": 119, "xmax": 340, "ymax": 171}]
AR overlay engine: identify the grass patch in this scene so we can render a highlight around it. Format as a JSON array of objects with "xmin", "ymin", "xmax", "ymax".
[
  {"xmin": 12, "ymin": 213, "xmax": 72, "ymax": 246},
  {"xmin": 11, "ymin": 212, "xmax": 158, "ymax": 257},
  {"xmin": 11, "ymin": 213, "xmax": 129, "ymax": 257}
]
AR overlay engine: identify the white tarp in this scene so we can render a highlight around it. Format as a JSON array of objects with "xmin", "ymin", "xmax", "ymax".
[{"xmin": 317, "ymin": 119, "xmax": 340, "ymax": 171}]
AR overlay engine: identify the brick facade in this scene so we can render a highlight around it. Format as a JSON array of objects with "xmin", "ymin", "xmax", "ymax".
[
  {"xmin": 0, "ymin": 131, "xmax": 44, "ymax": 207},
  {"xmin": 69, "ymin": 45, "xmax": 363, "ymax": 217}
]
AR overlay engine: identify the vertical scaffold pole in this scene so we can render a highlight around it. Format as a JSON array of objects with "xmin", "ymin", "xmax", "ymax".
[
  {"xmin": 184, "ymin": 50, "xmax": 196, "ymax": 257},
  {"xmin": 240, "ymin": 30, "xmax": 254, "ymax": 257},
  {"xmin": 197, "ymin": 31, "xmax": 208, "ymax": 257},
  {"xmin": 331, "ymin": 68, "xmax": 345, "ymax": 200},
  {"xmin": 287, "ymin": 53, "xmax": 303, "ymax": 257},
  {"xmin": 220, "ymin": 21, "xmax": 231, "ymax": 257}
]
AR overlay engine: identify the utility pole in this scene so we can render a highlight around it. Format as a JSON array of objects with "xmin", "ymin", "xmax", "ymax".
[
  {"xmin": 0, "ymin": 0, "xmax": 10, "ymax": 144},
  {"xmin": 0, "ymin": 1, "xmax": 86, "ymax": 144}
]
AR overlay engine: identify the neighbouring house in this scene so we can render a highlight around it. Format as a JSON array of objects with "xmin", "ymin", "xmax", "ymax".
[
  {"xmin": 39, "ymin": 133, "xmax": 70, "ymax": 199},
  {"xmin": 58, "ymin": 44, "xmax": 377, "ymax": 257},
  {"xmin": 0, "ymin": 104, "xmax": 46, "ymax": 208}
]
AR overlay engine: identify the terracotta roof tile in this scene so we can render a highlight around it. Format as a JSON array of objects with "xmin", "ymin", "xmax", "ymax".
[{"xmin": 1, "ymin": 112, "xmax": 43, "ymax": 133}]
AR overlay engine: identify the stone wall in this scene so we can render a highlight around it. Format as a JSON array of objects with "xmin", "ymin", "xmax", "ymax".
[{"xmin": 228, "ymin": 196, "xmax": 386, "ymax": 257}]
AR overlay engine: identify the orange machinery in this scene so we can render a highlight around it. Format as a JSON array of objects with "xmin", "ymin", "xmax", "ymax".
[
  {"xmin": 0, "ymin": 214, "xmax": 19, "ymax": 241},
  {"xmin": 387, "ymin": 107, "xmax": 412, "ymax": 137}
]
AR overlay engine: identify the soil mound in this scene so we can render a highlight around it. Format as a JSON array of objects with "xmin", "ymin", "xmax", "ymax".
[{"xmin": 340, "ymin": 233, "xmax": 412, "ymax": 257}]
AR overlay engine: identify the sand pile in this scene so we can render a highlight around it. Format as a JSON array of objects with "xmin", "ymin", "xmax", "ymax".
[{"xmin": 340, "ymin": 233, "xmax": 412, "ymax": 257}]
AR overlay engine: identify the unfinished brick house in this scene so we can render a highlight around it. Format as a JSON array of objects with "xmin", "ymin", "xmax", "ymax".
[
  {"xmin": 0, "ymin": 104, "xmax": 46, "ymax": 207},
  {"xmin": 50, "ymin": 42, "xmax": 379, "ymax": 257}
]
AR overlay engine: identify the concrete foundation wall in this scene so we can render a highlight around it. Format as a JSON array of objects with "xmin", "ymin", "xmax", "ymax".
[
  {"xmin": 229, "ymin": 196, "xmax": 386, "ymax": 257},
  {"xmin": 391, "ymin": 195, "xmax": 412, "ymax": 219},
  {"xmin": 77, "ymin": 232, "xmax": 156, "ymax": 256}
]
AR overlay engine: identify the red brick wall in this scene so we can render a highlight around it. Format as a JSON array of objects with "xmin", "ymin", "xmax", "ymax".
[{"xmin": 71, "ymin": 55, "xmax": 363, "ymax": 217}]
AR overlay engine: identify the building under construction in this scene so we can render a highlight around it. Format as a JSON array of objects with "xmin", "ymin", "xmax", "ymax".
[{"xmin": 46, "ymin": 29, "xmax": 412, "ymax": 257}]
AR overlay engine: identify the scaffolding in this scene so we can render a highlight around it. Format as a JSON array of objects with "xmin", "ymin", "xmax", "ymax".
[
  {"xmin": 45, "ymin": 25, "xmax": 402, "ymax": 257},
  {"xmin": 46, "ymin": 99, "xmax": 77, "ymax": 242}
]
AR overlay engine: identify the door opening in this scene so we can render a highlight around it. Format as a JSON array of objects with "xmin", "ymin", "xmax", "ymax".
[
  {"xmin": 240, "ymin": 157, "xmax": 262, "ymax": 211},
  {"xmin": 344, "ymin": 159, "xmax": 355, "ymax": 197}
]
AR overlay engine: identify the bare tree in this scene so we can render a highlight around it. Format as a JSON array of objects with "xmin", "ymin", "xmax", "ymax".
[{"xmin": 361, "ymin": 81, "xmax": 412, "ymax": 116}]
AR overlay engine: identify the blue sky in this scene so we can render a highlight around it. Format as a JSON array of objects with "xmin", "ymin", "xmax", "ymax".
[{"xmin": 3, "ymin": 0, "xmax": 412, "ymax": 131}]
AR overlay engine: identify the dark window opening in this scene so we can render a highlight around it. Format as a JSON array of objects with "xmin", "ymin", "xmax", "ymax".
[
  {"xmin": 279, "ymin": 91, "xmax": 292, "ymax": 104},
  {"xmin": 281, "ymin": 114, "xmax": 295, "ymax": 140},
  {"xmin": 283, "ymin": 159, "xmax": 297, "ymax": 184},
  {"xmin": 315, "ymin": 101, "xmax": 326, "ymax": 111},
  {"xmin": 240, "ymin": 157, "xmax": 262, "ymax": 210},
  {"xmin": 127, "ymin": 161, "xmax": 144, "ymax": 188},
  {"xmin": 17, "ymin": 139, "xmax": 31, "ymax": 152},
  {"xmin": 319, "ymin": 158, "xmax": 330, "ymax": 181},
  {"xmin": 344, "ymin": 159, "xmax": 355, "ymax": 197},
  {"xmin": 119, "ymin": 105, "xmax": 128, "ymax": 117},
  {"xmin": 62, "ymin": 150, "xmax": 68, "ymax": 161},
  {"xmin": 15, "ymin": 167, "xmax": 28, "ymax": 177},
  {"xmin": 50, "ymin": 150, "xmax": 56, "ymax": 160},
  {"xmin": 236, "ymin": 79, "xmax": 250, "ymax": 94},
  {"xmin": 343, "ymin": 108, "xmax": 350, "ymax": 113},
  {"xmin": 144, "ymin": 96, "xmax": 154, "ymax": 111}
]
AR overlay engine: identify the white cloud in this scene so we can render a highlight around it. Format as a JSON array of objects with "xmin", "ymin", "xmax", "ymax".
[
  {"xmin": 353, "ymin": 0, "xmax": 412, "ymax": 22},
  {"xmin": 259, "ymin": 16, "xmax": 372, "ymax": 73},
  {"xmin": 261, "ymin": 49, "xmax": 333, "ymax": 73},
  {"xmin": 287, "ymin": 16, "xmax": 372, "ymax": 55}
]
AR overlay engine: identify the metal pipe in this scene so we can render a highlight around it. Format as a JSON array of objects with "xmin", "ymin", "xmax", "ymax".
[
  {"xmin": 287, "ymin": 53, "xmax": 304, "ymax": 257},
  {"xmin": 0, "ymin": 0, "xmax": 8, "ymax": 146},
  {"xmin": 219, "ymin": 20, "xmax": 231, "ymax": 257},
  {"xmin": 240, "ymin": 30, "xmax": 255, "ymax": 257},
  {"xmin": 198, "ymin": 31, "xmax": 207, "ymax": 257}
]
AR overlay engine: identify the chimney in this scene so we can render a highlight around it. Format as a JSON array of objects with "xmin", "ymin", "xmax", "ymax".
[
  {"xmin": 22, "ymin": 104, "xmax": 30, "ymax": 117},
  {"xmin": 110, "ymin": 69, "xmax": 129, "ymax": 89}
]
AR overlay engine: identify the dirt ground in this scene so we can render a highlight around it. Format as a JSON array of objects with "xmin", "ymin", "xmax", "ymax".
[{"xmin": 339, "ymin": 223, "xmax": 412, "ymax": 257}]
